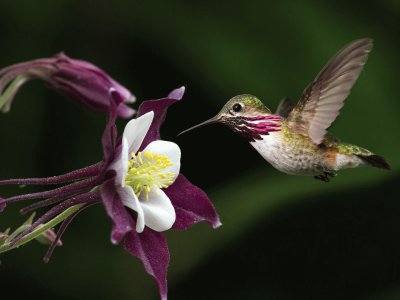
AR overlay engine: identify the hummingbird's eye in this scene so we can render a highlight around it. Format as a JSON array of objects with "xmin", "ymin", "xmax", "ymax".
[{"xmin": 232, "ymin": 103, "xmax": 242, "ymax": 112}]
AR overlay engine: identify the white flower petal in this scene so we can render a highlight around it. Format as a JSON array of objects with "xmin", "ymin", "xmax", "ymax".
[
  {"xmin": 110, "ymin": 137, "xmax": 129, "ymax": 186},
  {"xmin": 143, "ymin": 140, "xmax": 181, "ymax": 183},
  {"xmin": 117, "ymin": 185, "xmax": 145, "ymax": 233},
  {"xmin": 123, "ymin": 111, "xmax": 154, "ymax": 154},
  {"xmin": 139, "ymin": 188, "xmax": 176, "ymax": 232}
]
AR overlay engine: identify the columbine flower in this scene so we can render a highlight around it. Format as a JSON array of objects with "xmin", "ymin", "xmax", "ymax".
[
  {"xmin": 0, "ymin": 53, "xmax": 135, "ymax": 118},
  {"xmin": 0, "ymin": 87, "xmax": 220, "ymax": 300},
  {"xmin": 101, "ymin": 87, "xmax": 221, "ymax": 300}
]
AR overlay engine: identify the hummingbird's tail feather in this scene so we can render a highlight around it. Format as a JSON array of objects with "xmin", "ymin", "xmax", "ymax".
[{"xmin": 356, "ymin": 154, "xmax": 391, "ymax": 170}]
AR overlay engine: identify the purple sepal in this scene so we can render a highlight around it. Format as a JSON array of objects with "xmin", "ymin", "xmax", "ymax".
[
  {"xmin": 167, "ymin": 86, "xmax": 185, "ymax": 100},
  {"xmin": 136, "ymin": 87, "xmax": 184, "ymax": 151},
  {"xmin": 101, "ymin": 178, "xmax": 134, "ymax": 244},
  {"xmin": 124, "ymin": 228, "xmax": 170, "ymax": 300},
  {"xmin": 166, "ymin": 175, "xmax": 221, "ymax": 230}
]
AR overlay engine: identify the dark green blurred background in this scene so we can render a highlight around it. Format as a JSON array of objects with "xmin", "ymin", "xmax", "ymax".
[{"xmin": 0, "ymin": 1, "xmax": 399, "ymax": 299}]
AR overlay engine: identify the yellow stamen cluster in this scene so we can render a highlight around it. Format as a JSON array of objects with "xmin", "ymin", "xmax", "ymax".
[{"xmin": 125, "ymin": 150, "xmax": 175, "ymax": 200}]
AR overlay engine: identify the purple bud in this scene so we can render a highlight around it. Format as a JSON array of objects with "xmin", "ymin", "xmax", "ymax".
[
  {"xmin": 0, "ymin": 53, "xmax": 136, "ymax": 118},
  {"xmin": 35, "ymin": 228, "xmax": 63, "ymax": 246}
]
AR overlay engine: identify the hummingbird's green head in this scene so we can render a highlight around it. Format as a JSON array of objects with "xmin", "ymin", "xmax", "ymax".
[
  {"xmin": 178, "ymin": 94, "xmax": 281, "ymax": 141},
  {"xmin": 218, "ymin": 94, "xmax": 271, "ymax": 118}
]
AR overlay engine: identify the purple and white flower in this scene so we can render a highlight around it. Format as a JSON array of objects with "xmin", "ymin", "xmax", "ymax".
[{"xmin": 0, "ymin": 87, "xmax": 220, "ymax": 300}]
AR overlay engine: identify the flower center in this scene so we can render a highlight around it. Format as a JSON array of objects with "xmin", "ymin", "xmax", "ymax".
[{"xmin": 125, "ymin": 150, "xmax": 174, "ymax": 200}]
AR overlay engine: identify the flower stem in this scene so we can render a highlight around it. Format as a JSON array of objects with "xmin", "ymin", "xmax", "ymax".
[
  {"xmin": 0, "ymin": 74, "xmax": 31, "ymax": 112},
  {"xmin": 0, "ymin": 204, "xmax": 84, "ymax": 254}
]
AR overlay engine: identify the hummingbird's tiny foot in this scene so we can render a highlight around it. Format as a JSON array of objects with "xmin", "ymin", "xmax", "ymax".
[
  {"xmin": 314, "ymin": 171, "xmax": 337, "ymax": 182},
  {"xmin": 314, "ymin": 175, "xmax": 330, "ymax": 182}
]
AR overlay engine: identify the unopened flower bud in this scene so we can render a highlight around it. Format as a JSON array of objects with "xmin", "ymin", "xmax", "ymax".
[
  {"xmin": 0, "ymin": 53, "xmax": 135, "ymax": 118},
  {"xmin": 35, "ymin": 228, "xmax": 63, "ymax": 247}
]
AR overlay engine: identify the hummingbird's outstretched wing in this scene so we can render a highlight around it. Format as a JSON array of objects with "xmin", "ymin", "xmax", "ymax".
[
  {"xmin": 275, "ymin": 97, "xmax": 295, "ymax": 118},
  {"xmin": 286, "ymin": 38, "xmax": 373, "ymax": 144}
]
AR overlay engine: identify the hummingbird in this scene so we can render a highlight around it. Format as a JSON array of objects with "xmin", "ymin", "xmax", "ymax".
[{"xmin": 179, "ymin": 38, "xmax": 390, "ymax": 182}]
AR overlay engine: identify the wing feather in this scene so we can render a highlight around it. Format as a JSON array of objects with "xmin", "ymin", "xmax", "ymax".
[
  {"xmin": 286, "ymin": 38, "xmax": 373, "ymax": 144},
  {"xmin": 275, "ymin": 97, "xmax": 295, "ymax": 118}
]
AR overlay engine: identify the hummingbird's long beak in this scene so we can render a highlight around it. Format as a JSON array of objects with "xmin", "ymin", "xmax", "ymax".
[{"xmin": 177, "ymin": 117, "xmax": 219, "ymax": 136}]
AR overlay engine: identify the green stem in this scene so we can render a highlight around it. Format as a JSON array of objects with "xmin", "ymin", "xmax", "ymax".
[
  {"xmin": 0, "ymin": 204, "xmax": 84, "ymax": 254},
  {"xmin": 5, "ymin": 224, "xmax": 31, "ymax": 243},
  {"xmin": 0, "ymin": 74, "xmax": 31, "ymax": 111}
]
